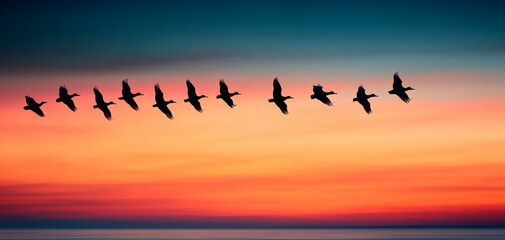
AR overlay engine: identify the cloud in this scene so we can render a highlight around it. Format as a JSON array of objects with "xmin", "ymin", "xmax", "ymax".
[{"xmin": 2, "ymin": 43, "xmax": 505, "ymax": 75}]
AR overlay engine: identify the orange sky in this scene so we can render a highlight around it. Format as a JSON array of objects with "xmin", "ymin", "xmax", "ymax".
[{"xmin": 1, "ymin": 71, "xmax": 505, "ymax": 227}]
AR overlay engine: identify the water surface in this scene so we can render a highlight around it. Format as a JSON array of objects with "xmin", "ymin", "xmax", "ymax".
[{"xmin": 1, "ymin": 228, "xmax": 505, "ymax": 240}]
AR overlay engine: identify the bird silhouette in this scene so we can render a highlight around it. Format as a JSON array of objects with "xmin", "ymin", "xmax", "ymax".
[
  {"xmin": 56, "ymin": 85, "xmax": 79, "ymax": 111},
  {"xmin": 216, "ymin": 79, "xmax": 240, "ymax": 108},
  {"xmin": 93, "ymin": 87, "xmax": 115, "ymax": 120},
  {"xmin": 389, "ymin": 72, "xmax": 414, "ymax": 103},
  {"xmin": 311, "ymin": 84, "xmax": 337, "ymax": 106},
  {"xmin": 184, "ymin": 80, "xmax": 207, "ymax": 113},
  {"xmin": 353, "ymin": 85, "xmax": 377, "ymax": 114},
  {"xmin": 23, "ymin": 96, "xmax": 46, "ymax": 117},
  {"xmin": 153, "ymin": 83, "xmax": 176, "ymax": 119},
  {"xmin": 118, "ymin": 79, "xmax": 143, "ymax": 111},
  {"xmin": 268, "ymin": 78, "xmax": 293, "ymax": 114}
]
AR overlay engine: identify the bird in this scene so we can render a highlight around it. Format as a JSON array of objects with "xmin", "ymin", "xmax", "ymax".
[
  {"xmin": 56, "ymin": 85, "xmax": 79, "ymax": 111},
  {"xmin": 153, "ymin": 83, "xmax": 176, "ymax": 119},
  {"xmin": 23, "ymin": 96, "xmax": 46, "ymax": 117},
  {"xmin": 184, "ymin": 80, "xmax": 207, "ymax": 113},
  {"xmin": 216, "ymin": 79, "xmax": 240, "ymax": 108},
  {"xmin": 389, "ymin": 72, "xmax": 414, "ymax": 103},
  {"xmin": 311, "ymin": 84, "xmax": 337, "ymax": 106},
  {"xmin": 268, "ymin": 78, "xmax": 293, "ymax": 114},
  {"xmin": 118, "ymin": 79, "xmax": 143, "ymax": 111},
  {"xmin": 93, "ymin": 87, "xmax": 115, "ymax": 120},
  {"xmin": 353, "ymin": 85, "xmax": 377, "ymax": 114}
]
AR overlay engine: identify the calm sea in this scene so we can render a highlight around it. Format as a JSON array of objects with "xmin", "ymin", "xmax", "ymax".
[{"xmin": 0, "ymin": 229, "xmax": 504, "ymax": 240}]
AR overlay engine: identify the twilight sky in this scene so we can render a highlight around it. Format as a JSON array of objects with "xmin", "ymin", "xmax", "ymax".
[{"xmin": 1, "ymin": 0, "xmax": 505, "ymax": 228}]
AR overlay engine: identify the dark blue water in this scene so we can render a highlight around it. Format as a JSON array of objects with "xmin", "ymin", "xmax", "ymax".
[{"xmin": 0, "ymin": 229, "xmax": 504, "ymax": 240}]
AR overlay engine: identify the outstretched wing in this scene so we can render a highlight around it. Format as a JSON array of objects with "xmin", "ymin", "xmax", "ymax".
[
  {"xmin": 357, "ymin": 85, "xmax": 366, "ymax": 98},
  {"xmin": 65, "ymin": 99, "xmax": 77, "ymax": 111},
  {"xmin": 125, "ymin": 99, "xmax": 139, "ymax": 111},
  {"xmin": 59, "ymin": 86, "xmax": 68, "ymax": 95},
  {"xmin": 159, "ymin": 105, "xmax": 174, "ymax": 119},
  {"xmin": 154, "ymin": 83, "xmax": 165, "ymax": 103},
  {"xmin": 313, "ymin": 85, "xmax": 324, "ymax": 94},
  {"xmin": 94, "ymin": 87, "xmax": 104, "ymax": 103},
  {"xmin": 186, "ymin": 80, "xmax": 197, "ymax": 97},
  {"xmin": 223, "ymin": 97, "xmax": 235, "ymax": 108},
  {"xmin": 154, "ymin": 83, "xmax": 163, "ymax": 97},
  {"xmin": 318, "ymin": 95, "xmax": 333, "ymax": 106},
  {"xmin": 360, "ymin": 99, "xmax": 372, "ymax": 114},
  {"xmin": 25, "ymin": 96, "xmax": 37, "ymax": 106},
  {"xmin": 191, "ymin": 100, "xmax": 203, "ymax": 113},
  {"xmin": 396, "ymin": 91, "xmax": 411, "ymax": 103},
  {"xmin": 102, "ymin": 107, "xmax": 112, "ymax": 120},
  {"xmin": 273, "ymin": 78, "xmax": 282, "ymax": 98},
  {"xmin": 393, "ymin": 72, "xmax": 404, "ymax": 90},
  {"xmin": 219, "ymin": 79, "xmax": 229, "ymax": 95},
  {"xmin": 275, "ymin": 100, "xmax": 288, "ymax": 114},
  {"xmin": 32, "ymin": 107, "xmax": 45, "ymax": 117},
  {"xmin": 122, "ymin": 79, "xmax": 131, "ymax": 95}
]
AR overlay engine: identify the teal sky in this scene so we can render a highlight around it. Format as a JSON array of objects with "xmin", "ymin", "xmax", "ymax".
[{"xmin": 1, "ymin": 0, "xmax": 504, "ymax": 77}]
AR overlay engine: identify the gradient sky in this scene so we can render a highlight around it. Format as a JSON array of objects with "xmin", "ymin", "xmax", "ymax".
[{"xmin": 1, "ymin": 0, "xmax": 505, "ymax": 228}]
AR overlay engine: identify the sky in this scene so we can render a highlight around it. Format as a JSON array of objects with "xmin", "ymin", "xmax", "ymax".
[{"xmin": 1, "ymin": 0, "xmax": 505, "ymax": 228}]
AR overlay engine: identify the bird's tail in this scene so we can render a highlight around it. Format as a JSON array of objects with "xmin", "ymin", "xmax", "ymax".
[
  {"xmin": 23, "ymin": 106, "xmax": 30, "ymax": 110},
  {"xmin": 310, "ymin": 94, "xmax": 316, "ymax": 99},
  {"xmin": 93, "ymin": 105, "xmax": 98, "ymax": 109},
  {"xmin": 268, "ymin": 99, "xmax": 275, "ymax": 102},
  {"xmin": 388, "ymin": 90, "xmax": 395, "ymax": 94},
  {"xmin": 184, "ymin": 99, "xmax": 189, "ymax": 102},
  {"xmin": 216, "ymin": 95, "xmax": 221, "ymax": 99},
  {"xmin": 56, "ymin": 98, "xmax": 62, "ymax": 102},
  {"xmin": 352, "ymin": 98, "xmax": 358, "ymax": 102},
  {"xmin": 153, "ymin": 104, "xmax": 158, "ymax": 107},
  {"xmin": 118, "ymin": 97, "xmax": 124, "ymax": 100}
]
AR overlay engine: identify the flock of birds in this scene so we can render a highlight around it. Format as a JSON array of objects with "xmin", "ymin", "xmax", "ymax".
[{"xmin": 23, "ymin": 72, "xmax": 414, "ymax": 120}]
